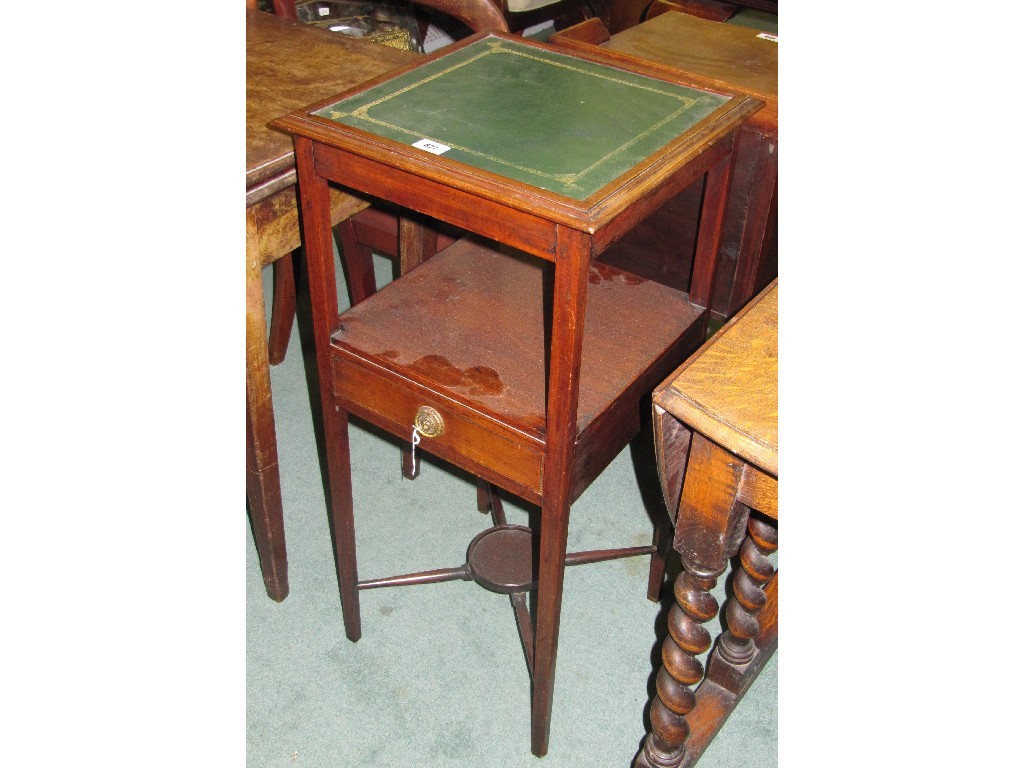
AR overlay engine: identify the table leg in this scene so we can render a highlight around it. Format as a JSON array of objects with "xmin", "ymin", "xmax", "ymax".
[
  {"xmin": 326, "ymin": 407, "xmax": 360, "ymax": 642},
  {"xmin": 726, "ymin": 136, "xmax": 777, "ymax": 317},
  {"xmin": 688, "ymin": 139, "xmax": 737, "ymax": 325},
  {"xmin": 647, "ymin": 513, "xmax": 675, "ymax": 602},
  {"xmin": 295, "ymin": 137, "xmax": 363, "ymax": 642},
  {"xmin": 706, "ymin": 514, "xmax": 778, "ymax": 695},
  {"xmin": 267, "ymin": 252, "xmax": 297, "ymax": 365},
  {"xmin": 398, "ymin": 212, "xmax": 438, "ymax": 277},
  {"xmin": 396, "ymin": 213, "xmax": 440, "ymax": 481},
  {"xmin": 648, "ymin": 405, "xmax": 693, "ymax": 601},
  {"xmin": 531, "ymin": 227, "xmax": 591, "ymax": 757},
  {"xmin": 246, "ymin": 214, "xmax": 289, "ymax": 602},
  {"xmin": 335, "ymin": 219, "xmax": 377, "ymax": 306},
  {"xmin": 636, "ymin": 432, "xmax": 749, "ymax": 768}
]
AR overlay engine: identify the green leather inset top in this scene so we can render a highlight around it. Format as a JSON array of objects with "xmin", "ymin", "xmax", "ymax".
[{"xmin": 314, "ymin": 36, "xmax": 728, "ymax": 200}]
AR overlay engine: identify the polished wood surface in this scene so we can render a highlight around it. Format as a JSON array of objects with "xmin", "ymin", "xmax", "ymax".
[
  {"xmin": 551, "ymin": 10, "xmax": 778, "ymax": 320},
  {"xmin": 656, "ymin": 278, "xmax": 777, "ymax": 475},
  {"xmin": 599, "ymin": 10, "xmax": 776, "ymax": 135},
  {"xmin": 245, "ymin": 9, "xmax": 418, "ymax": 602},
  {"xmin": 276, "ymin": 31, "xmax": 760, "ymax": 757},
  {"xmin": 640, "ymin": 279, "xmax": 778, "ymax": 768},
  {"xmin": 246, "ymin": 8, "xmax": 417, "ymax": 201},
  {"xmin": 608, "ymin": 0, "xmax": 776, "ymax": 34}
]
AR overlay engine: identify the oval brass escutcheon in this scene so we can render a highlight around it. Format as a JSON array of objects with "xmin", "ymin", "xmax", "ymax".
[{"xmin": 413, "ymin": 405, "xmax": 445, "ymax": 438}]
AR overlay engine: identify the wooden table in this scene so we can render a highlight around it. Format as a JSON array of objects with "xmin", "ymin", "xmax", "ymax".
[
  {"xmin": 551, "ymin": 10, "xmax": 777, "ymax": 321},
  {"xmin": 608, "ymin": 0, "xmax": 778, "ymax": 36},
  {"xmin": 274, "ymin": 33, "xmax": 760, "ymax": 755},
  {"xmin": 641, "ymin": 279, "xmax": 778, "ymax": 768},
  {"xmin": 245, "ymin": 8, "xmax": 417, "ymax": 601}
]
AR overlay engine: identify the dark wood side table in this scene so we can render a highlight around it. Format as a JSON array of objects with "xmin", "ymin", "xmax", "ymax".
[
  {"xmin": 641, "ymin": 279, "xmax": 778, "ymax": 768},
  {"xmin": 246, "ymin": 8, "xmax": 417, "ymax": 601},
  {"xmin": 272, "ymin": 33, "xmax": 760, "ymax": 755},
  {"xmin": 551, "ymin": 10, "xmax": 778, "ymax": 321}
]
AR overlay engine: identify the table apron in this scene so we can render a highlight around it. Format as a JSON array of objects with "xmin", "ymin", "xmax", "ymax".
[
  {"xmin": 312, "ymin": 144, "xmax": 560, "ymax": 261},
  {"xmin": 246, "ymin": 168, "xmax": 297, "ymax": 209},
  {"xmin": 590, "ymin": 134, "xmax": 732, "ymax": 255}
]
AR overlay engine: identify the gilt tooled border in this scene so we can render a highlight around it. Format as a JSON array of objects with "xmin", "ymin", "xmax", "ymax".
[{"xmin": 319, "ymin": 39, "xmax": 711, "ymax": 194}]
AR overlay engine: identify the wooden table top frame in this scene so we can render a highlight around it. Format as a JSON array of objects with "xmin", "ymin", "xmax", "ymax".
[
  {"xmin": 273, "ymin": 32, "xmax": 760, "ymax": 757},
  {"xmin": 245, "ymin": 8, "xmax": 417, "ymax": 602},
  {"xmin": 641, "ymin": 280, "xmax": 778, "ymax": 768},
  {"xmin": 550, "ymin": 10, "xmax": 778, "ymax": 321}
]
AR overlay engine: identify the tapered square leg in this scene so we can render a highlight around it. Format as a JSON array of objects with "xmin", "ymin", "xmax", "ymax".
[{"xmin": 246, "ymin": 214, "xmax": 289, "ymax": 602}]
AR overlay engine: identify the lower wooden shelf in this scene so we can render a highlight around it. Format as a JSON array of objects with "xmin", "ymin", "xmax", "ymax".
[{"xmin": 330, "ymin": 235, "xmax": 707, "ymax": 503}]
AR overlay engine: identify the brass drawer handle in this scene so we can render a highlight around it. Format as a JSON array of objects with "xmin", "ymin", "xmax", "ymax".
[{"xmin": 413, "ymin": 405, "xmax": 445, "ymax": 438}]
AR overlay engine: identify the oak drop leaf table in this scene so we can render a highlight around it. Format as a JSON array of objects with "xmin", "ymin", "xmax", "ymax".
[
  {"xmin": 272, "ymin": 33, "xmax": 760, "ymax": 756},
  {"xmin": 641, "ymin": 279, "xmax": 778, "ymax": 768}
]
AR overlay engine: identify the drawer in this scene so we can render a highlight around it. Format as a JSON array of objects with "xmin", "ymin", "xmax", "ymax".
[{"xmin": 331, "ymin": 351, "xmax": 545, "ymax": 502}]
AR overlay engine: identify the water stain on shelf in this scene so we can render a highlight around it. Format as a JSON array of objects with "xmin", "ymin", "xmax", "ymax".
[{"xmin": 405, "ymin": 354, "xmax": 504, "ymax": 396}]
